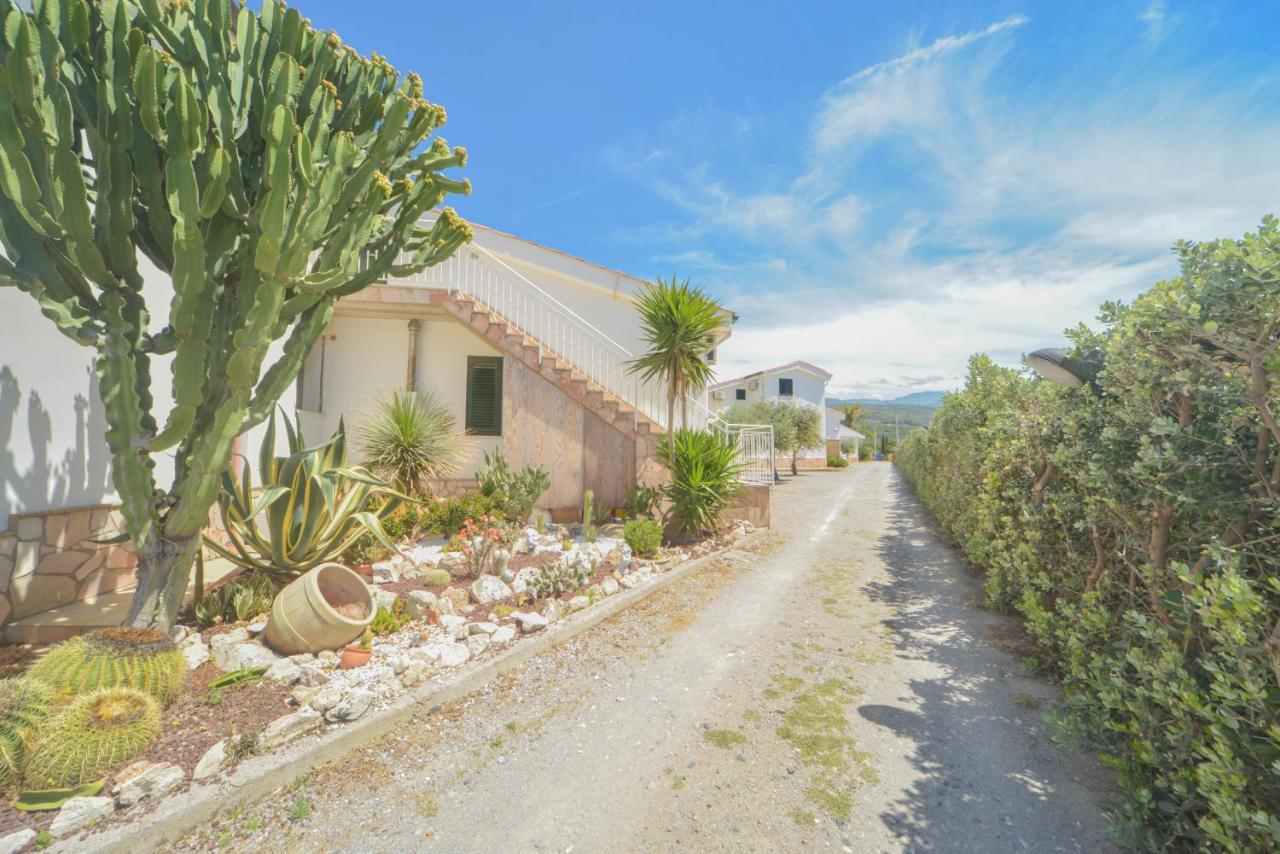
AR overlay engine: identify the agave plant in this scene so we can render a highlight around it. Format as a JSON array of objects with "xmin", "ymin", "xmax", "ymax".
[
  {"xmin": 357, "ymin": 390, "xmax": 468, "ymax": 495},
  {"xmin": 657, "ymin": 429, "xmax": 744, "ymax": 536},
  {"xmin": 206, "ymin": 411, "xmax": 403, "ymax": 578}
]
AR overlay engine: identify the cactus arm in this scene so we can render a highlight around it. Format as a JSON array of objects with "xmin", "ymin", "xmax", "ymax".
[
  {"xmin": 97, "ymin": 291, "xmax": 158, "ymax": 545},
  {"xmin": 241, "ymin": 297, "xmax": 333, "ymax": 433}
]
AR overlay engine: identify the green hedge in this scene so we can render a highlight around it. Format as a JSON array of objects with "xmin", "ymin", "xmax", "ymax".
[{"xmin": 897, "ymin": 219, "xmax": 1280, "ymax": 851}]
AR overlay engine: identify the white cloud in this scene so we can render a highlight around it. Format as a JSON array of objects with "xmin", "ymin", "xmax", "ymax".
[
  {"xmin": 1141, "ymin": 1, "xmax": 1168, "ymax": 42},
  {"xmin": 620, "ymin": 13, "xmax": 1280, "ymax": 397}
]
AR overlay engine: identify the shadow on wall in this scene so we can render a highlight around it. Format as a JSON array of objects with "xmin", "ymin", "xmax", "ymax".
[
  {"xmin": 855, "ymin": 473, "xmax": 1116, "ymax": 851},
  {"xmin": 0, "ymin": 365, "xmax": 113, "ymax": 531}
]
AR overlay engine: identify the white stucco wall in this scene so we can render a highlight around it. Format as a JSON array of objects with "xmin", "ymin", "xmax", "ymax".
[{"xmin": 1, "ymin": 257, "xmax": 286, "ymax": 531}]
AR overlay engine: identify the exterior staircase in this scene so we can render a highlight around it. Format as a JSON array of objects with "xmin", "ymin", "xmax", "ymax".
[{"xmin": 428, "ymin": 289, "xmax": 662, "ymax": 442}]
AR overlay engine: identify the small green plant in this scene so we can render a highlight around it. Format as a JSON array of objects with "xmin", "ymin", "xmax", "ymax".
[
  {"xmin": 477, "ymin": 451, "xmax": 551, "ymax": 522},
  {"xmin": 23, "ymin": 689, "xmax": 162, "ymax": 788},
  {"xmin": 703, "ymin": 728, "xmax": 746, "ymax": 749},
  {"xmin": 623, "ymin": 518, "xmax": 663, "ymax": 558},
  {"xmin": 418, "ymin": 493, "xmax": 503, "ymax": 538},
  {"xmin": 489, "ymin": 735, "xmax": 504, "ymax": 749},
  {"xmin": 206, "ymin": 666, "xmax": 267, "ymax": 706},
  {"xmin": 359, "ymin": 628, "xmax": 375, "ymax": 650},
  {"xmin": 14, "ymin": 779, "xmax": 106, "ymax": 812},
  {"xmin": 194, "ymin": 572, "xmax": 276, "ymax": 628},
  {"xmin": 288, "ymin": 795, "xmax": 313, "ymax": 822},
  {"xmin": 827, "ymin": 456, "xmax": 849, "ymax": 468},
  {"xmin": 28, "ymin": 627, "xmax": 186, "ymax": 706},
  {"xmin": 370, "ymin": 602, "xmax": 412, "ymax": 635},
  {"xmin": 526, "ymin": 560, "xmax": 592, "ymax": 599},
  {"xmin": 581, "ymin": 490, "xmax": 597, "ymax": 542},
  {"xmin": 627, "ymin": 482, "xmax": 663, "ymax": 521},
  {"xmin": 417, "ymin": 789, "xmax": 439, "ymax": 818},
  {"xmin": 34, "ymin": 830, "xmax": 51, "ymax": 850},
  {"xmin": 0, "ymin": 678, "xmax": 55, "ymax": 789}
]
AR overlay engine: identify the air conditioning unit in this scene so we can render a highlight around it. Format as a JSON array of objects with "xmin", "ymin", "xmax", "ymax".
[
  {"xmin": 711, "ymin": 390, "xmax": 724, "ymax": 401},
  {"xmin": 748, "ymin": 379, "xmax": 759, "ymax": 391}
]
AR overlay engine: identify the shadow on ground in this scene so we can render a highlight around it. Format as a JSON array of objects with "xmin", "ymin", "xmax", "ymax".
[{"xmin": 856, "ymin": 472, "xmax": 1115, "ymax": 853}]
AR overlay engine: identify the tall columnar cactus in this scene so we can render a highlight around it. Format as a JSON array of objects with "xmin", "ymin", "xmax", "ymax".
[
  {"xmin": 0, "ymin": 0, "xmax": 472, "ymax": 629},
  {"xmin": 0, "ymin": 678, "xmax": 56, "ymax": 790},
  {"xmin": 22, "ymin": 688, "xmax": 162, "ymax": 788},
  {"xmin": 27, "ymin": 627, "xmax": 187, "ymax": 705}
]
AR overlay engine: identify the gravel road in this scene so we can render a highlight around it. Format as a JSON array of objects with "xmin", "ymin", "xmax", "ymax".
[{"xmin": 171, "ymin": 464, "xmax": 1115, "ymax": 853}]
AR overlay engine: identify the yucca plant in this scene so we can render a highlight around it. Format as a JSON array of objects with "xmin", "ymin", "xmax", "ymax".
[
  {"xmin": 205, "ymin": 410, "xmax": 403, "ymax": 578},
  {"xmin": 357, "ymin": 390, "xmax": 467, "ymax": 495},
  {"xmin": 627, "ymin": 276, "xmax": 729, "ymax": 429},
  {"xmin": 657, "ymin": 429, "xmax": 743, "ymax": 536}
]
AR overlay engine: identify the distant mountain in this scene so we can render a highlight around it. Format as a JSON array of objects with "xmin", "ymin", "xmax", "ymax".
[{"xmin": 830, "ymin": 390, "xmax": 946, "ymax": 409}]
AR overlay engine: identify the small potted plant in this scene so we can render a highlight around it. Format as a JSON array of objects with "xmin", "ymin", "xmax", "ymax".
[{"xmin": 341, "ymin": 628, "xmax": 373, "ymax": 669}]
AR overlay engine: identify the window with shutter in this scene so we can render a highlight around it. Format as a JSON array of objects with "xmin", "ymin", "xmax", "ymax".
[
  {"xmin": 465, "ymin": 356, "xmax": 503, "ymax": 436},
  {"xmin": 778, "ymin": 377, "xmax": 793, "ymax": 397}
]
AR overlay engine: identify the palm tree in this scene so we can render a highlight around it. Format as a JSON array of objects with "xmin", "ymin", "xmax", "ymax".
[
  {"xmin": 840, "ymin": 402, "xmax": 865, "ymax": 429},
  {"xmin": 628, "ymin": 275, "xmax": 729, "ymax": 429}
]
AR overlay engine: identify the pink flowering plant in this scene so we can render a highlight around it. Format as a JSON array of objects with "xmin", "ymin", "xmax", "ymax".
[{"xmin": 456, "ymin": 515, "xmax": 516, "ymax": 577}]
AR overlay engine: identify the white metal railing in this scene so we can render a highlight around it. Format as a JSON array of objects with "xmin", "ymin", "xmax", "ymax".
[{"xmin": 719, "ymin": 422, "xmax": 776, "ymax": 486}]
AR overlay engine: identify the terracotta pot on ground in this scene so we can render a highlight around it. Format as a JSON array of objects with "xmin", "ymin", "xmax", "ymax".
[
  {"xmin": 353, "ymin": 563, "xmax": 373, "ymax": 579},
  {"xmin": 263, "ymin": 562, "xmax": 375, "ymax": 655},
  {"xmin": 340, "ymin": 643, "xmax": 372, "ymax": 669}
]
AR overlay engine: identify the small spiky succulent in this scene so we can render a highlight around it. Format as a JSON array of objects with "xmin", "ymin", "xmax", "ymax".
[
  {"xmin": 23, "ymin": 688, "xmax": 162, "ymax": 789},
  {"xmin": 526, "ymin": 560, "xmax": 592, "ymax": 599},
  {"xmin": 0, "ymin": 678, "xmax": 55, "ymax": 790},
  {"xmin": 28, "ymin": 627, "xmax": 187, "ymax": 706}
]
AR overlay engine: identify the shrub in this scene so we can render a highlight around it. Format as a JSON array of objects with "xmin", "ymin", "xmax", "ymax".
[
  {"xmin": 657, "ymin": 429, "xmax": 743, "ymax": 536},
  {"xmin": 419, "ymin": 493, "xmax": 502, "ymax": 538},
  {"xmin": 28, "ymin": 628, "xmax": 186, "ymax": 706},
  {"xmin": 369, "ymin": 603, "xmax": 412, "ymax": 636},
  {"xmin": 456, "ymin": 516, "xmax": 516, "ymax": 577},
  {"xmin": 896, "ymin": 219, "xmax": 1280, "ymax": 851},
  {"xmin": 627, "ymin": 482, "xmax": 662, "ymax": 521},
  {"xmin": 827, "ymin": 456, "xmax": 849, "ymax": 468},
  {"xmin": 207, "ymin": 412, "xmax": 402, "ymax": 578},
  {"xmin": 357, "ymin": 390, "xmax": 468, "ymax": 495},
  {"xmin": 477, "ymin": 451, "xmax": 550, "ymax": 522},
  {"xmin": 0, "ymin": 678, "xmax": 55, "ymax": 789},
  {"xmin": 623, "ymin": 519, "xmax": 663, "ymax": 558},
  {"xmin": 194, "ymin": 573, "xmax": 277, "ymax": 628},
  {"xmin": 23, "ymin": 689, "xmax": 161, "ymax": 788}
]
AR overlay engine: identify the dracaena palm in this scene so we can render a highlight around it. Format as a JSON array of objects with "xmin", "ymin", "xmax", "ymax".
[{"xmin": 628, "ymin": 276, "xmax": 728, "ymax": 429}]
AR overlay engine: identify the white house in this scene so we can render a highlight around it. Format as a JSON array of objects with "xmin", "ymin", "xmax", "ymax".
[
  {"xmin": 825, "ymin": 407, "xmax": 865, "ymax": 460},
  {"xmin": 708, "ymin": 361, "xmax": 836, "ymax": 465},
  {"xmin": 0, "ymin": 218, "xmax": 743, "ymax": 639}
]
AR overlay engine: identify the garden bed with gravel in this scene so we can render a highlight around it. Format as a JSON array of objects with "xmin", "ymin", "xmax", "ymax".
[{"xmin": 0, "ymin": 519, "xmax": 755, "ymax": 852}]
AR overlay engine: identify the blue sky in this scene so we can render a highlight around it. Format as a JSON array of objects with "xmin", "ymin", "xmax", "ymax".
[{"xmin": 298, "ymin": 0, "xmax": 1280, "ymax": 398}]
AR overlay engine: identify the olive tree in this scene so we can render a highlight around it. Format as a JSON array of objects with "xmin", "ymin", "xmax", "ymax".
[{"xmin": 0, "ymin": 0, "xmax": 471, "ymax": 629}]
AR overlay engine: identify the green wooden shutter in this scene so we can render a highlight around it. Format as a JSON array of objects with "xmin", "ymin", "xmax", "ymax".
[{"xmin": 466, "ymin": 356, "xmax": 503, "ymax": 436}]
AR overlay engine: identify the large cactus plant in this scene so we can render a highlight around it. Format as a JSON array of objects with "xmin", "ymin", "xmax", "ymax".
[{"xmin": 0, "ymin": 0, "xmax": 471, "ymax": 629}]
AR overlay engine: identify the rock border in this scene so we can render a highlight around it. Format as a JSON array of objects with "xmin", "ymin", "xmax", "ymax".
[{"xmin": 69, "ymin": 528, "xmax": 768, "ymax": 853}]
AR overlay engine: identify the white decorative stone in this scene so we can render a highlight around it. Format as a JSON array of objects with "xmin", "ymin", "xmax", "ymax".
[
  {"xmin": 325, "ymin": 689, "xmax": 374, "ymax": 723},
  {"xmin": 114, "ymin": 761, "xmax": 183, "ymax": 807},
  {"xmin": 404, "ymin": 589, "xmax": 438, "ymax": 619},
  {"xmin": 373, "ymin": 588, "xmax": 399, "ymax": 612},
  {"xmin": 208, "ymin": 628, "xmax": 249, "ymax": 658},
  {"xmin": 246, "ymin": 620, "xmax": 267, "ymax": 635},
  {"xmin": 440, "ymin": 614, "xmax": 468, "ymax": 640},
  {"xmin": 511, "ymin": 567, "xmax": 542, "ymax": 595},
  {"xmin": 491, "ymin": 625, "xmax": 516, "ymax": 644},
  {"xmin": 541, "ymin": 599, "xmax": 565, "ymax": 623},
  {"xmin": 469, "ymin": 621, "xmax": 497, "ymax": 635},
  {"xmin": 0, "ymin": 828, "xmax": 36, "ymax": 854},
  {"xmin": 436, "ymin": 641, "xmax": 470, "ymax": 667},
  {"xmin": 296, "ymin": 664, "xmax": 329, "ymax": 688},
  {"xmin": 438, "ymin": 552, "xmax": 467, "ymax": 574},
  {"xmin": 601, "ymin": 578, "xmax": 620, "ymax": 596},
  {"xmin": 168, "ymin": 625, "xmax": 190, "ymax": 644},
  {"xmin": 307, "ymin": 687, "xmax": 343, "ymax": 714},
  {"xmin": 265, "ymin": 658, "xmax": 302, "ymax": 685},
  {"xmin": 257, "ymin": 709, "xmax": 322, "ymax": 750},
  {"xmin": 568, "ymin": 595, "xmax": 589, "ymax": 613},
  {"xmin": 618, "ymin": 575, "xmax": 638, "ymax": 590},
  {"xmin": 180, "ymin": 634, "xmax": 209, "ymax": 670},
  {"xmin": 192, "ymin": 739, "xmax": 227, "ymax": 781},
  {"xmin": 468, "ymin": 574, "xmax": 512, "ymax": 605},
  {"xmin": 464, "ymin": 634, "xmax": 490, "ymax": 656},
  {"xmin": 215, "ymin": 641, "xmax": 278, "ymax": 673},
  {"xmin": 515, "ymin": 611, "xmax": 549, "ymax": 633},
  {"xmin": 371, "ymin": 561, "xmax": 401, "ymax": 584},
  {"xmin": 50, "ymin": 796, "xmax": 114, "ymax": 836},
  {"xmin": 400, "ymin": 664, "xmax": 431, "ymax": 688}
]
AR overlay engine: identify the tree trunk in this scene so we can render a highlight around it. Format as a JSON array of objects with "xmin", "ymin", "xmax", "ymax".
[
  {"xmin": 791, "ymin": 452, "xmax": 799, "ymax": 476},
  {"xmin": 666, "ymin": 395, "xmax": 676, "ymax": 435},
  {"xmin": 125, "ymin": 528, "xmax": 201, "ymax": 631}
]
